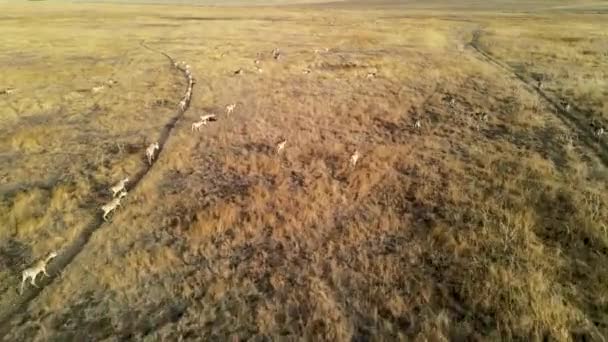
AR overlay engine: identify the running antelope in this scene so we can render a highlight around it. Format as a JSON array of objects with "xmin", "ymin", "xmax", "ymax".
[
  {"xmin": 101, "ymin": 191, "xmax": 127, "ymax": 221},
  {"xmin": 350, "ymin": 151, "xmax": 360, "ymax": 167},
  {"xmin": 146, "ymin": 142, "xmax": 160, "ymax": 165},
  {"xmin": 226, "ymin": 104, "xmax": 236, "ymax": 115},
  {"xmin": 110, "ymin": 177, "xmax": 129, "ymax": 197},
  {"xmin": 276, "ymin": 139, "xmax": 287, "ymax": 154},
  {"xmin": 20, "ymin": 251, "xmax": 58, "ymax": 294}
]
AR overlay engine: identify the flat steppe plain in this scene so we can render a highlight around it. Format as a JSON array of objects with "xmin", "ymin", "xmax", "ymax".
[{"xmin": 0, "ymin": 0, "xmax": 607, "ymax": 340}]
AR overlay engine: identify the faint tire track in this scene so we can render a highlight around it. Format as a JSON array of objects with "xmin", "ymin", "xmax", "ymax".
[
  {"xmin": 0, "ymin": 42, "xmax": 194, "ymax": 336},
  {"xmin": 468, "ymin": 28, "xmax": 608, "ymax": 167}
]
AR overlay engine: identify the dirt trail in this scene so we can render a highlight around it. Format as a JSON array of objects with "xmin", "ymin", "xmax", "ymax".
[
  {"xmin": 469, "ymin": 28, "xmax": 608, "ymax": 167},
  {"xmin": 0, "ymin": 42, "xmax": 194, "ymax": 335}
]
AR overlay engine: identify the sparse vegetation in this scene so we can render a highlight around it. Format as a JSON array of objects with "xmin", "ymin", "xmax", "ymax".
[{"xmin": 0, "ymin": 0, "xmax": 607, "ymax": 340}]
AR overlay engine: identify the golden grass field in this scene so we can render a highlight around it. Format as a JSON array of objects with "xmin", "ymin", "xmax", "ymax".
[{"xmin": 0, "ymin": 0, "xmax": 607, "ymax": 340}]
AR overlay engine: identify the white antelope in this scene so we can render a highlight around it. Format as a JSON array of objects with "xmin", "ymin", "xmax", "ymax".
[
  {"xmin": 272, "ymin": 48, "xmax": 281, "ymax": 60},
  {"xmin": 276, "ymin": 139, "xmax": 287, "ymax": 154},
  {"xmin": 192, "ymin": 114, "xmax": 216, "ymax": 131},
  {"xmin": 595, "ymin": 127, "xmax": 605, "ymax": 138},
  {"xmin": 110, "ymin": 177, "xmax": 129, "ymax": 197},
  {"xmin": 1, "ymin": 88, "xmax": 16, "ymax": 95},
  {"xmin": 101, "ymin": 191, "xmax": 127, "ymax": 221},
  {"xmin": 226, "ymin": 104, "xmax": 236, "ymax": 115},
  {"xmin": 92, "ymin": 85, "xmax": 105, "ymax": 93},
  {"xmin": 200, "ymin": 114, "xmax": 216, "ymax": 123},
  {"xmin": 146, "ymin": 142, "xmax": 160, "ymax": 165},
  {"xmin": 192, "ymin": 120, "xmax": 206, "ymax": 131},
  {"xmin": 20, "ymin": 251, "xmax": 58, "ymax": 294},
  {"xmin": 350, "ymin": 150, "xmax": 360, "ymax": 167},
  {"xmin": 179, "ymin": 99, "xmax": 187, "ymax": 111},
  {"xmin": 414, "ymin": 120, "xmax": 421, "ymax": 129}
]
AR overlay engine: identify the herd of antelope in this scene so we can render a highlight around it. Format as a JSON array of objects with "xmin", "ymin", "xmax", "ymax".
[
  {"xmin": 16, "ymin": 57, "xmax": 197, "ymax": 294},
  {"xmin": 15, "ymin": 45, "xmax": 607, "ymax": 295}
]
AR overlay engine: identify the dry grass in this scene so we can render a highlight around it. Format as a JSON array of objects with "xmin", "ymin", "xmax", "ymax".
[
  {"xmin": 477, "ymin": 16, "xmax": 608, "ymax": 123},
  {"xmin": 0, "ymin": 1, "xmax": 607, "ymax": 340}
]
